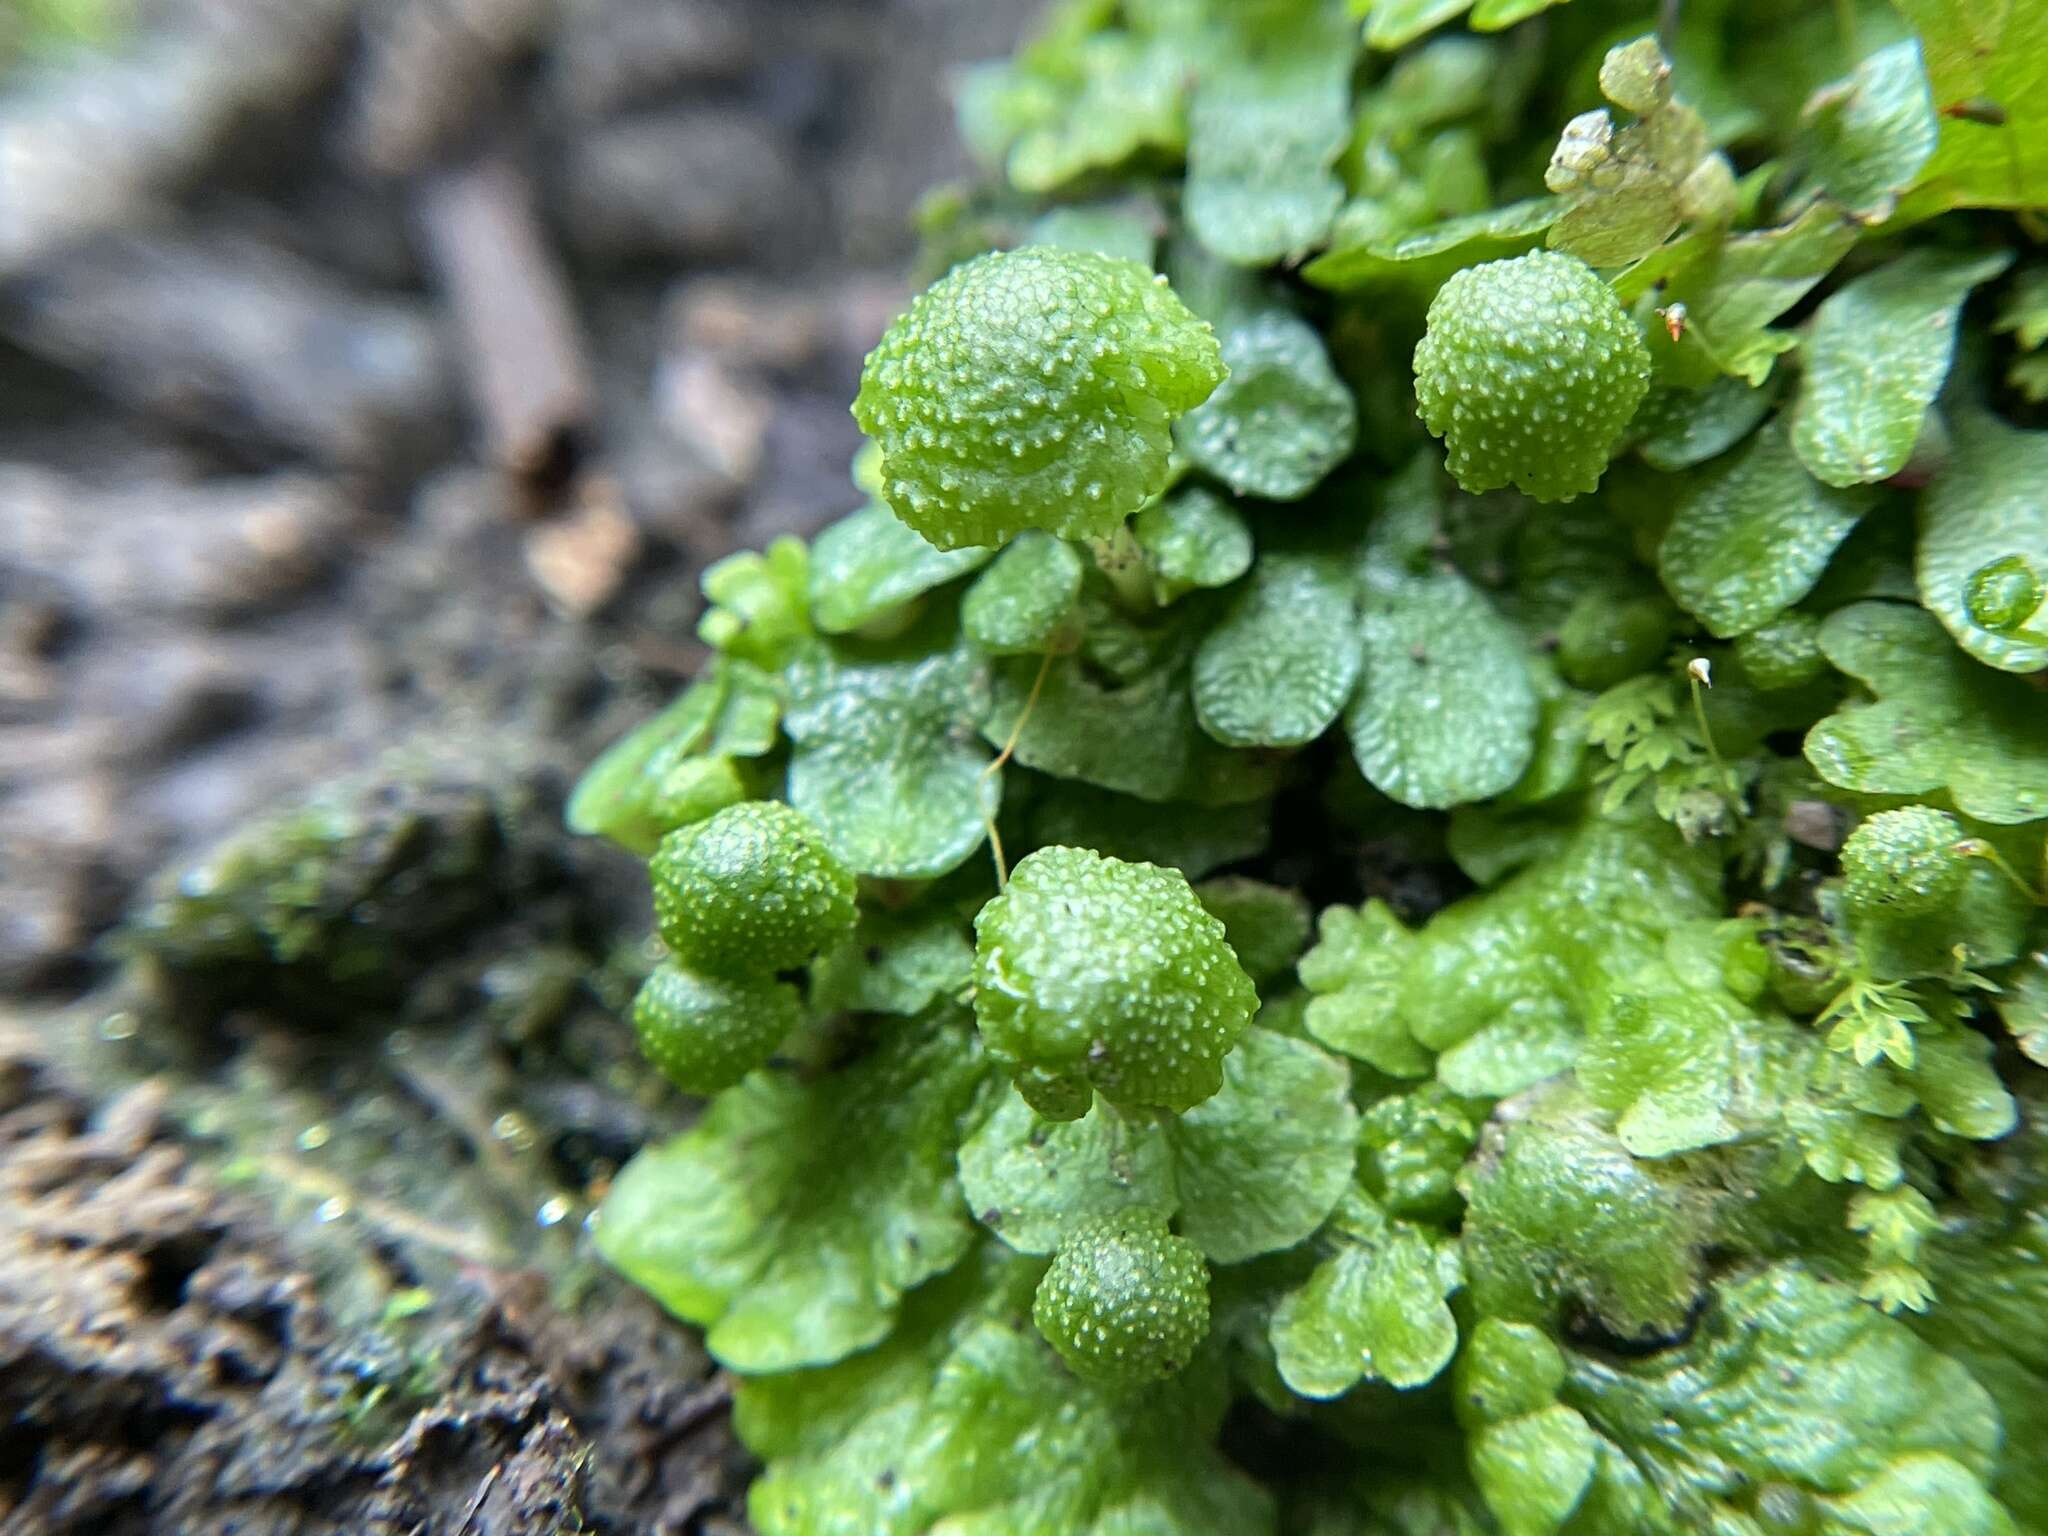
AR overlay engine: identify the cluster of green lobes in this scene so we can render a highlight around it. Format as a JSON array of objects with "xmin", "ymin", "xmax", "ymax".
[
  {"xmin": 851, "ymin": 246, "xmax": 1226, "ymax": 550},
  {"xmin": 1414, "ymin": 251, "xmax": 1651, "ymax": 501},
  {"xmin": 563, "ymin": 8, "xmax": 2048, "ymax": 1532}
]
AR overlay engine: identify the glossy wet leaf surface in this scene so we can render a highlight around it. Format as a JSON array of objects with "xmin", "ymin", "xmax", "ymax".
[
  {"xmin": 1658, "ymin": 421, "xmax": 1874, "ymax": 637},
  {"xmin": 1915, "ymin": 410, "xmax": 2048, "ymax": 673},
  {"xmin": 1804, "ymin": 602, "xmax": 2048, "ymax": 824},
  {"xmin": 958, "ymin": 1028, "xmax": 1357, "ymax": 1264},
  {"xmin": 595, "ymin": 1015, "xmax": 989, "ymax": 1372},
  {"xmin": 1788, "ymin": 248, "xmax": 2009, "ymax": 488},
  {"xmin": 784, "ymin": 630, "xmax": 998, "ymax": 878},
  {"xmin": 1193, "ymin": 552, "xmax": 1361, "ymax": 748}
]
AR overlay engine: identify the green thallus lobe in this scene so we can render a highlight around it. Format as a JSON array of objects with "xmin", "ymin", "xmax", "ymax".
[{"xmin": 566, "ymin": 9, "xmax": 2048, "ymax": 1534}]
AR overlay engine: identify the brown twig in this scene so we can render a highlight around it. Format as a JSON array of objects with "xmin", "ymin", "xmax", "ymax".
[{"xmin": 414, "ymin": 155, "xmax": 595, "ymax": 493}]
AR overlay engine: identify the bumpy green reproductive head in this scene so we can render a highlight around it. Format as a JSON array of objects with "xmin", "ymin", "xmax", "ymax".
[
  {"xmin": 1840, "ymin": 806, "xmax": 1971, "ymax": 919},
  {"xmin": 650, "ymin": 800, "xmax": 857, "ymax": 978},
  {"xmin": 1032, "ymin": 1209, "xmax": 1210, "ymax": 1387},
  {"xmin": 632, "ymin": 961, "xmax": 802, "ymax": 1095},
  {"xmin": 852, "ymin": 246, "xmax": 1226, "ymax": 551},
  {"xmin": 972, "ymin": 846, "xmax": 1258, "ymax": 1119},
  {"xmin": 1413, "ymin": 251, "xmax": 1649, "ymax": 501}
]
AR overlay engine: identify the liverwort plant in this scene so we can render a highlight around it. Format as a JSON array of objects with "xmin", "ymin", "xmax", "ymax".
[{"xmin": 572, "ymin": 2, "xmax": 2048, "ymax": 1531}]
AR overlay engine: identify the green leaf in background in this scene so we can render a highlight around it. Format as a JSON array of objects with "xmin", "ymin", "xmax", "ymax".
[
  {"xmin": 1025, "ymin": 780, "xmax": 1270, "ymax": 878},
  {"xmin": 1177, "ymin": 310, "xmax": 1359, "ymax": 500},
  {"xmin": 810, "ymin": 905, "xmax": 975, "ymax": 1017},
  {"xmin": 1270, "ymin": 1191, "xmax": 1461, "ymax": 1397},
  {"xmin": 785, "ymin": 630, "xmax": 998, "ymax": 878},
  {"xmin": 1789, "ymin": 248, "xmax": 2010, "ymax": 488},
  {"xmin": 1400, "ymin": 815, "xmax": 1722, "ymax": 1098},
  {"xmin": 1657, "ymin": 203, "xmax": 1859, "ymax": 386},
  {"xmin": 1804, "ymin": 602, "xmax": 2048, "ymax": 824},
  {"xmin": 956, "ymin": 1090, "xmax": 1177, "ymax": 1253},
  {"xmin": 1135, "ymin": 484, "xmax": 1254, "ymax": 601},
  {"xmin": 1577, "ymin": 961, "xmax": 1754, "ymax": 1158},
  {"xmin": 1457, "ymin": 1316, "xmax": 1568, "ymax": 1425},
  {"xmin": 1893, "ymin": 0, "xmax": 2048, "ymax": 212},
  {"xmin": 1632, "ymin": 374, "xmax": 1777, "ymax": 472},
  {"xmin": 1304, "ymin": 814, "xmax": 1730, "ymax": 1104},
  {"xmin": 1828, "ymin": 1457, "xmax": 2020, "ymax": 1536},
  {"xmin": 1470, "ymin": 1405, "xmax": 1598, "ymax": 1536},
  {"xmin": 565, "ymin": 659, "xmax": 779, "ymax": 853},
  {"xmin": 1184, "ymin": 0, "xmax": 1355, "ymax": 264},
  {"xmin": 1194, "ymin": 552, "xmax": 1362, "ymax": 748},
  {"xmin": 594, "ymin": 1015, "xmax": 988, "ymax": 1372},
  {"xmin": 1358, "ymin": 1080, "xmax": 1489, "ymax": 1224},
  {"xmin": 699, "ymin": 537, "xmax": 814, "ymax": 670},
  {"xmin": 1994, "ymin": 264, "xmax": 2048, "ymax": 402},
  {"xmin": 958, "ymin": 1028, "xmax": 1358, "ymax": 1264},
  {"xmin": 962, "ymin": 6, "xmax": 1192, "ymax": 196},
  {"xmin": 1344, "ymin": 456, "xmax": 1538, "ymax": 811},
  {"xmin": 1997, "ymin": 945, "xmax": 2048, "ymax": 1066},
  {"xmin": 1299, "ymin": 898, "xmax": 1432, "ymax": 1077},
  {"xmin": 1302, "ymin": 199, "xmax": 1558, "ymax": 294},
  {"xmin": 807, "ymin": 502, "xmax": 992, "ymax": 635},
  {"xmin": 1348, "ymin": 567, "xmax": 1540, "ymax": 810},
  {"xmin": 1657, "ymin": 421, "xmax": 1875, "ymax": 637},
  {"xmin": 1457, "ymin": 1319, "xmax": 1597, "ymax": 1536},
  {"xmin": 1916, "ymin": 410, "xmax": 2048, "ymax": 673},
  {"xmin": 739, "ymin": 1252, "xmax": 1275, "ymax": 1536},
  {"xmin": 1194, "ymin": 876, "xmax": 1312, "ymax": 986},
  {"xmin": 1799, "ymin": 39, "xmax": 1939, "ymax": 220},
  {"xmin": 1906, "ymin": 1011, "xmax": 2020, "ymax": 1140},
  {"xmin": 1355, "ymin": 30, "xmax": 1494, "ymax": 140},
  {"xmin": 1362, "ymin": 0, "xmax": 1477, "ymax": 52},
  {"xmin": 1173, "ymin": 1028, "xmax": 1358, "ymax": 1261},
  {"xmin": 1995, "ymin": 263, "xmax": 2048, "ymax": 350},
  {"xmin": 984, "ymin": 642, "xmax": 1283, "ymax": 807},
  {"xmin": 1470, "ymin": 0, "xmax": 1570, "ymax": 27},
  {"xmin": 961, "ymin": 531, "xmax": 1085, "ymax": 655},
  {"xmin": 3, "ymin": 0, "xmax": 119, "ymax": 62},
  {"xmin": 1027, "ymin": 201, "xmax": 1161, "ymax": 266}
]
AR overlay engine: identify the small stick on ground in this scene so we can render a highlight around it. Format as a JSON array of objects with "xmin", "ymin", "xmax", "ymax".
[{"xmin": 415, "ymin": 154, "xmax": 595, "ymax": 494}]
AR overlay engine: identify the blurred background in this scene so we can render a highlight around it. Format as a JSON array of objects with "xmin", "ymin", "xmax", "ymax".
[
  {"xmin": 1, "ymin": 0, "xmax": 1023, "ymax": 991},
  {"xmin": 0, "ymin": 2, "xmax": 1025, "ymax": 1531}
]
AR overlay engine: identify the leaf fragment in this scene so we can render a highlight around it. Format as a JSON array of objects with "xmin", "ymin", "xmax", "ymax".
[
  {"xmin": 1803, "ymin": 602, "xmax": 2048, "ymax": 824},
  {"xmin": 1789, "ymin": 248, "xmax": 2011, "ymax": 488},
  {"xmin": 1658, "ymin": 420, "xmax": 1875, "ymax": 637}
]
